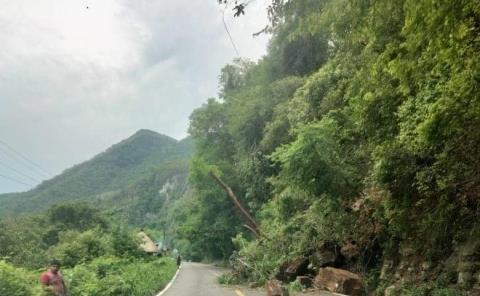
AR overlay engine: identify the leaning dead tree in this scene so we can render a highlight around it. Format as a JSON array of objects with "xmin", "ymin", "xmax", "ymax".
[{"xmin": 209, "ymin": 171, "xmax": 261, "ymax": 237}]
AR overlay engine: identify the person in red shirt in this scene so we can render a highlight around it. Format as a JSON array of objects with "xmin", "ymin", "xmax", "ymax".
[{"xmin": 40, "ymin": 260, "xmax": 68, "ymax": 296}]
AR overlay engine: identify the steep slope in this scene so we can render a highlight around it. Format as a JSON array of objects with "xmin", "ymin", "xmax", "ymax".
[{"xmin": 0, "ymin": 130, "xmax": 192, "ymax": 217}]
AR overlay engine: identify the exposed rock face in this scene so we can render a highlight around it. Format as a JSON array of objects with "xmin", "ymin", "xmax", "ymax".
[
  {"xmin": 381, "ymin": 244, "xmax": 428, "ymax": 283},
  {"xmin": 313, "ymin": 267, "xmax": 363, "ymax": 296},
  {"xmin": 276, "ymin": 257, "xmax": 310, "ymax": 282},
  {"xmin": 458, "ymin": 240, "xmax": 480, "ymax": 288},
  {"xmin": 381, "ymin": 238, "xmax": 480, "ymax": 292},
  {"xmin": 266, "ymin": 279, "xmax": 289, "ymax": 296}
]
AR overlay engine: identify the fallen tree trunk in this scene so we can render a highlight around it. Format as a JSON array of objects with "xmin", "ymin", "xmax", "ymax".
[{"xmin": 210, "ymin": 171, "xmax": 260, "ymax": 237}]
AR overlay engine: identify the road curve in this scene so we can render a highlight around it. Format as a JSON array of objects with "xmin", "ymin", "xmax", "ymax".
[{"xmin": 159, "ymin": 262, "xmax": 264, "ymax": 296}]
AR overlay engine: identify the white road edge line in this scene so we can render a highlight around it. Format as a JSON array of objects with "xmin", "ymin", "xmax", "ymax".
[{"xmin": 156, "ymin": 265, "xmax": 181, "ymax": 296}]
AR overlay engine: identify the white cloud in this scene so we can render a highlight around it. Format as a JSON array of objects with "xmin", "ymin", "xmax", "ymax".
[
  {"xmin": 0, "ymin": 0, "xmax": 269, "ymax": 193},
  {"xmin": 0, "ymin": 0, "xmax": 145, "ymax": 69}
]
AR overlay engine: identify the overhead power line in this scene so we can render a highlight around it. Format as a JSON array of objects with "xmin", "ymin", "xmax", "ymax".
[
  {"xmin": 0, "ymin": 145, "xmax": 50, "ymax": 180},
  {"xmin": 221, "ymin": 3, "xmax": 240, "ymax": 57},
  {"xmin": 0, "ymin": 159, "xmax": 42, "ymax": 183},
  {"xmin": 220, "ymin": 0, "xmax": 259, "ymax": 57},
  {"xmin": 0, "ymin": 140, "xmax": 52, "ymax": 179},
  {"xmin": 0, "ymin": 173, "xmax": 33, "ymax": 188}
]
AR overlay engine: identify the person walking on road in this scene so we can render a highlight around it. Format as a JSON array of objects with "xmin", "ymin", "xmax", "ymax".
[
  {"xmin": 40, "ymin": 259, "xmax": 68, "ymax": 296},
  {"xmin": 177, "ymin": 254, "xmax": 182, "ymax": 268}
]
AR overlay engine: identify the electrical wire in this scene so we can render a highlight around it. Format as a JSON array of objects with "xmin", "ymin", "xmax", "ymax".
[
  {"xmin": 0, "ymin": 159, "xmax": 42, "ymax": 183},
  {"xmin": 0, "ymin": 145, "xmax": 50, "ymax": 180},
  {"xmin": 0, "ymin": 173, "xmax": 33, "ymax": 188},
  {"xmin": 221, "ymin": 3, "xmax": 240, "ymax": 57},
  {"xmin": 0, "ymin": 140, "xmax": 51, "ymax": 178},
  {"xmin": 220, "ymin": 0, "xmax": 259, "ymax": 57}
]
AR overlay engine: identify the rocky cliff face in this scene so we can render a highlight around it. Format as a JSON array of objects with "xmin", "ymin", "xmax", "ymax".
[{"xmin": 379, "ymin": 239, "xmax": 480, "ymax": 295}]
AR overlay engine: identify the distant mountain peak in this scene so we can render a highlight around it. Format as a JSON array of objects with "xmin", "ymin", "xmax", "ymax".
[
  {"xmin": 128, "ymin": 129, "xmax": 176, "ymax": 143},
  {"xmin": 133, "ymin": 129, "xmax": 160, "ymax": 136}
]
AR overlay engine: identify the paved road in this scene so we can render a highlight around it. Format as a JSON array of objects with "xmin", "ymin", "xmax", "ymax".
[
  {"xmin": 159, "ymin": 262, "xmax": 336, "ymax": 296},
  {"xmin": 160, "ymin": 262, "xmax": 263, "ymax": 296}
]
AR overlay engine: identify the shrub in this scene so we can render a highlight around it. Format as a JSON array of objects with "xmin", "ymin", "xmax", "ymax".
[
  {"xmin": 64, "ymin": 256, "xmax": 177, "ymax": 296},
  {"xmin": 47, "ymin": 229, "xmax": 108, "ymax": 267},
  {"xmin": 0, "ymin": 261, "xmax": 43, "ymax": 296}
]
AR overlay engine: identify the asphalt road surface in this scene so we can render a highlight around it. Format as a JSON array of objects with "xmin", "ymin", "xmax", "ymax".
[
  {"xmin": 159, "ymin": 262, "xmax": 336, "ymax": 296},
  {"xmin": 159, "ymin": 262, "xmax": 264, "ymax": 296}
]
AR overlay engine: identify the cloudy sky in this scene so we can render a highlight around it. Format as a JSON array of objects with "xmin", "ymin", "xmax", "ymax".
[{"xmin": 0, "ymin": 0, "xmax": 270, "ymax": 193}]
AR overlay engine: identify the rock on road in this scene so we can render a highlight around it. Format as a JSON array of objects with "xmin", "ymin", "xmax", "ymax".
[{"xmin": 159, "ymin": 262, "xmax": 336, "ymax": 296}]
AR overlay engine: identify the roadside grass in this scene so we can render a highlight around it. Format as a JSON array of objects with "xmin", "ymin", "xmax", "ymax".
[
  {"xmin": 1, "ymin": 257, "xmax": 177, "ymax": 296},
  {"xmin": 64, "ymin": 256, "xmax": 177, "ymax": 296}
]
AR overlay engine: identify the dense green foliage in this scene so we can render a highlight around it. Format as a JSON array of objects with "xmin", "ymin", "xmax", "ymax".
[
  {"xmin": 0, "ymin": 261, "xmax": 43, "ymax": 296},
  {"xmin": 64, "ymin": 257, "xmax": 176, "ymax": 296},
  {"xmin": 178, "ymin": 0, "xmax": 480, "ymax": 293},
  {"xmin": 1, "ymin": 204, "xmax": 132, "ymax": 268},
  {"xmin": 0, "ymin": 257, "xmax": 176, "ymax": 296},
  {"xmin": 0, "ymin": 203, "xmax": 177, "ymax": 296}
]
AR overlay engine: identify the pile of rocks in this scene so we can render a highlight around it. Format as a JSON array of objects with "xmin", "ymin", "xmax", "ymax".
[{"xmin": 265, "ymin": 243, "xmax": 364, "ymax": 296}]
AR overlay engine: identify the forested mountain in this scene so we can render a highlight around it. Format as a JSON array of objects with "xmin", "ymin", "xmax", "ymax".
[
  {"xmin": 173, "ymin": 0, "xmax": 480, "ymax": 294},
  {"xmin": 0, "ymin": 129, "xmax": 192, "ymax": 220}
]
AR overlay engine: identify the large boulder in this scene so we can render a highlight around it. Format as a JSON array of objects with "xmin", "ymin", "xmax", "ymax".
[
  {"xmin": 313, "ymin": 267, "xmax": 363, "ymax": 296},
  {"xmin": 276, "ymin": 257, "xmax": 310, "ymax": 282}
]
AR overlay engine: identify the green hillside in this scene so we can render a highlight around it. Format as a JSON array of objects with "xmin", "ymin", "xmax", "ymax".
[
  {"xmin": 0, "ymin": 130, "xmax": 192, "ymax": 218},
  {"xmin": 173, "ymin": 0, "xmax": 480, "ymax": 294}
]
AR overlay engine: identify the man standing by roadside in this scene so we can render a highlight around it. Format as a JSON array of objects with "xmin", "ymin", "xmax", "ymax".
[{"xmin": 40, "ymin": 259, "xmax": 68, "ymax": 296}]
